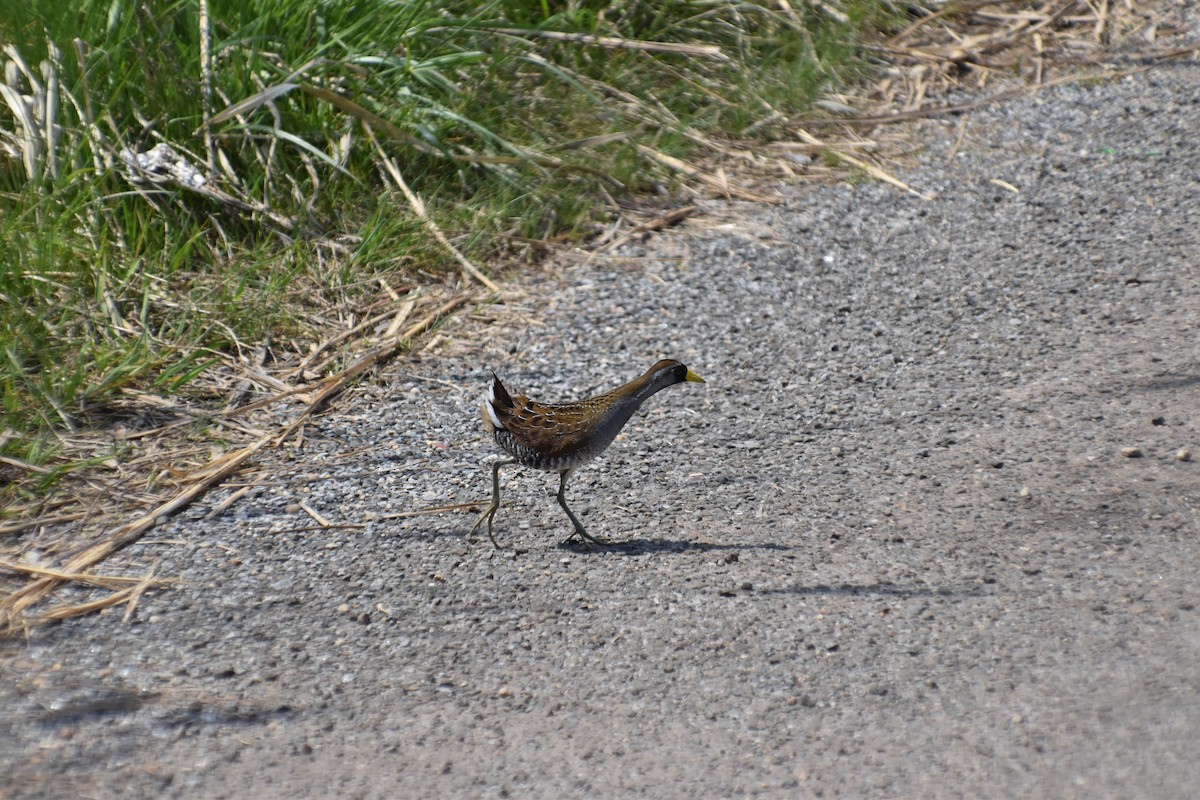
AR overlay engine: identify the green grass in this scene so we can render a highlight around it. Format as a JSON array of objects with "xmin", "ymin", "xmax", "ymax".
[{"xmin": 0, "ymin": 0, "xmax": 910, "ymax": 503}]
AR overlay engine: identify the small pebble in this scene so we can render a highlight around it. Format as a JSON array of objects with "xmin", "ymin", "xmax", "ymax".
[
  {"xmin": 1177, "ymin": 448, "xmax": 1192, "ymax": 463},
  {"xmin": 1120, "ymin": 447, "xmax": 1143, "ymax": 458},
  {"xmin": 1018, "ymin": 486, "xmax": 1031, "ymax": 498}
]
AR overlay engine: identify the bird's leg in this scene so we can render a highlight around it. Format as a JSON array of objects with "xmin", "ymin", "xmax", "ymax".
[
  {"xmin": 557, "ymin": 469, "xmax": 612, "ymax": 547},
  {"xmin": 470, "ymin": 458, "xmax": 515, "ymax": 548}
]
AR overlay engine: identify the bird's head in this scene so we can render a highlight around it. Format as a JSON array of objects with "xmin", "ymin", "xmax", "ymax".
[{"xmin": 645, "ymin": 359, "xmax": 705, "ymax": 390}]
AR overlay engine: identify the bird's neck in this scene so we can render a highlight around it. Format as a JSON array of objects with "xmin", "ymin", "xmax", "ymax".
[{"xmin": 601, "ymin": 373, "xmax": 671, "ymax": 429}]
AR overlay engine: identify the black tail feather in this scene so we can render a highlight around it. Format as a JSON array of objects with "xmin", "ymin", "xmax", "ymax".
[{"xmin": 491, "ymin": 372, "xmax": 516, "ymax": 409}]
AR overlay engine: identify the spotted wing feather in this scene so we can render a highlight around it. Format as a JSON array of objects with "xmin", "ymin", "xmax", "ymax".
[{"xmin": 484, "ymin": 375, "xmax": 616, "ymax": 465}]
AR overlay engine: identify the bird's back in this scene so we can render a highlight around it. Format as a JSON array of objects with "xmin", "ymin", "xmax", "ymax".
[{"xmin": 482, "ymin": 377, "xmax": 629, "ymax": 471}]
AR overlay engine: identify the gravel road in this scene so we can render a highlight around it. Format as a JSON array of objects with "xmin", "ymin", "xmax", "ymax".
[{"xmin": 4, "ymin": 61, "xmax": 1200, "ymax": 799}]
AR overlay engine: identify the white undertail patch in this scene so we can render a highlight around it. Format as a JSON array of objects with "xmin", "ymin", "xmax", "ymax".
[{"xmin": 484, "ymin": 381, "xmax": 504, "ymax": 430}]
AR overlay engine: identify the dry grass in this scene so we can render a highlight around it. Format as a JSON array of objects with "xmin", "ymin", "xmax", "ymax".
[
  {"xmin": 808, "ymin": 0, "xmax": 1195, "ymax": 124},
  {"xmin": 0, "ymin": 287, "xmax": 477, "ymax": 635}
]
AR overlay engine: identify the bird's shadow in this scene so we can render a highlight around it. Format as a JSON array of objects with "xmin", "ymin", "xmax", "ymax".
[
  {"xmin": 755, "ymin": 582, "xmax": 979, "ymax": 599},
  {"xmin": 556, "ymin": 537, "xmax": 799, "ymax": 556},
  {"xmin": 552, "ymin": 540, "xmax": 978, "ymax": 599}
]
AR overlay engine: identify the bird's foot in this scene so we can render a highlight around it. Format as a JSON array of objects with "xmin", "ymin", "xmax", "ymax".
[
  {"xmin": 469, "ymin": 503, "xmax": 504, "ymax": 549},
  {"xmin": 562, "ymin": 527, "xmax": 613, "ymax": 548}
]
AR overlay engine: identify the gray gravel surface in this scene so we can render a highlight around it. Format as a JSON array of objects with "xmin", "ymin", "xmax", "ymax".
[{"xmin": 4, "ymin": 64, "xmax": 1200, "ymax": 799}]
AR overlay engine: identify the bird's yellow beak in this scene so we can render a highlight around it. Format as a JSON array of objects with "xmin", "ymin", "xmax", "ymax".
[{"xmin": 684, "ymin": 368, "xmax": 706, "ymax": 384}]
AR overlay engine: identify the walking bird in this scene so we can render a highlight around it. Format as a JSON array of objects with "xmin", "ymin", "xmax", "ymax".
[{"xmin": 470, "ymin": 359, "xmax": 705, "ymax": 547}]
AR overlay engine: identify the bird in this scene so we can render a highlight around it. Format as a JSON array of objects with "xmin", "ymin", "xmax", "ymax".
[{"xmin": 470, "ymin": 359, "xmax": 705, "ymax": 547}]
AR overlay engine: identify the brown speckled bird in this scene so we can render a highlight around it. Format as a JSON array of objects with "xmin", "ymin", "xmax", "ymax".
[{"xmin": 470, "ymin": 359, "xmax": 706, "ymax": 547}]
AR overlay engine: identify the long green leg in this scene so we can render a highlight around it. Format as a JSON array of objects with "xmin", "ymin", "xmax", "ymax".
[
  {"xmin": 470, "ymin": 458, "xmax": 515, "ymax": 548},
  {"xmin": 557, "ymin": 469, "xmax": 612, "ymax": 547}
]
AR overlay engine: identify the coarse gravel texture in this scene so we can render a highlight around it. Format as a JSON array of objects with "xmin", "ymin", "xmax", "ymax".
[{"xmin": 4, "ymin": 63, "xmax": 1200, "ymax": 799}]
